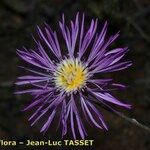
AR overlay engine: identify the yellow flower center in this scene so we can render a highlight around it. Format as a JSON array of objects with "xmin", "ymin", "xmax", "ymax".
[{"xmin": 54, "ymin": 58, "xmax": 88, "ymax": 92}]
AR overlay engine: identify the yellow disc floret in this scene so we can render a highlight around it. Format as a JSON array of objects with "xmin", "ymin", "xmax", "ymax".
[{"xmin": 54, "ymin": 58, "xmax": 88, "ymax": 92}]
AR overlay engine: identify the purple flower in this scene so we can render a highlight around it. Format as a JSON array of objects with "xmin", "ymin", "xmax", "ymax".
[{"xmin": 16, "ymin": 13, "xmax": 132, "ymax": 139}]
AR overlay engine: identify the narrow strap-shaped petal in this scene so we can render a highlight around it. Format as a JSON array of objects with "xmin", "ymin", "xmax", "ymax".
[
  {"xmin": 16, "ymin": 78, "xmax": 49, "ymax": 85},
  {"xmin": 91, "ymin": 32, "xmax": 120, "ymax": 66},
  {"xmin": 15, "ymin": 89, "xmax": 49, "ymax": 95},
  {"xmin": 91, "ymin": 60, "xmax": 132, "ymax": 74},
  {"xmin": 30, "ymin": 92, "xmax": 64, "ymax": 126},
  {"xmin": 70, "ymin": 104, "xmax": 76, "ymax": 139},
  {"xmin": 87, "ymin": 21, "xmax": 108, "ymax": 63},
  {"xmin": 18, "ymin": 75, "xmax": 51, "ymax": 80},
  {"xmin": 93, "ymin": 91, "xmax": 131, "ymax": 108},
  {"xmin": 70, "ymin": 13, "xmax": 79, "ymax": 56},
  {"xmin": 86, "ymin": 100, "xmax": 108, "ymax": 130},
  {"xmin": 19, "ymin": 66, "xmax": 51, "ymax": 77},
  {"xmin": 24, "ymin": 92, "xmax": 52, "ymax": 111},
  {"xmin": 44, "ymin": 23, "xmax": 62, "ymax": 59},
  {"xmin": 78, "ymin": 19, "xmax": 98, "ymax": 59},
  {"xmin": 88, "ymin": 79, "xmax": 113, "ymax": 85},
  {"xmin": 30, "ymin": 50, "xmax": 51, "ymax": 68},
  {"xmin": 79, "ymin": 13, "xmax": 85, "ymax": 52},
  {"xmin": 59, "ymin": 13, "xmax": 79, "ymax": 58},
  {"xmin": 28, "ymin": 93, "xmax": 54, "ymax": 121},
  {"xmin": 37, "ymin": 42, "xmax": 56, "ymax": 70},
  {"xmin": 71, "ymin": 94, "xmax": 87, "ymax": 139},
  {"xmin": 61, "ymin": 100, "xmax": 68, "ymax": 137},
  {"xmin": 37, "ymin": 26, "xmax": 61, "ymax": 59},
  {"xmin": 59, "ymin": 14, "xmax": 72, "ymax": 57},
  {"xmin": 105, "ymin": 47, "xmax": 128, "ymax": 56},
  {"xmin": 17, "ymin": 50, "xmax": 51, "ymax": 71},
  {"xmin": 80, "ymin": 95, "xmax": 103, "ymax": 129},
  {"xmin": 90, "ymin": 47, "xmax": 129, "ymax": 70},
  {"xmin": 40, "ymin": 109, "xmax": 56, "ymax": 133},
  {"xmin": 112, "ymin": 83, "xmax": 126, "ymax": 89}
]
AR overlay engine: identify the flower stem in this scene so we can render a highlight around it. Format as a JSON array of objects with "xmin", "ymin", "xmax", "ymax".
[
  {"xmin": 112, "ymin": 110, "xmax": 150, "ymax": 133},
  {"xmin": 92, "ymin": 95, "xmax": 150, "ymax": 133}
]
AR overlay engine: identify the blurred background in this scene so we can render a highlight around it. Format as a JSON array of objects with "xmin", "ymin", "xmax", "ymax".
[{"xmin": 0, "ymin": 0, "xmax": 150, "ymax": 149}]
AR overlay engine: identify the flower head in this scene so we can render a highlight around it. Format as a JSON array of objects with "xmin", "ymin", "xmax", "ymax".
[
  {"xmin": 54, "ymin": 58, "xmax": 88, "ymax": 93},
  {"xmin": 16, "ymin": 13, "xmax": 132, "ymax": 139}
]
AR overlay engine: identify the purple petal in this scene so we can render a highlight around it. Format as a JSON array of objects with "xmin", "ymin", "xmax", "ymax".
[
  {"xmin": 70, "ymin": 105, "xmax": 76, "ymax": 139},
  {"xmin": 93, "ymin": 92, "xmax": 131, "ymax": 108},
  {"xmin": 40, "ymin": 109, "xmax": 56, "ymax": 133},
  {"xmin": 86, "ymin": 100, "xmax": 108, "ymax": 130},
  {"xmin": 80, "ymin": 96, "xmax": 103, "ymax": 129},
  {"xmin": 37, "ymin": 26, "xmax": 61, "ymax": 59}
]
